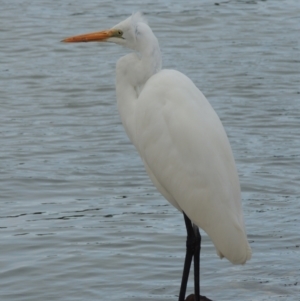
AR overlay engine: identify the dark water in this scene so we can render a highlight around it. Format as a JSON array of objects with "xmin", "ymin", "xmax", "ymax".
[{"xmin": 1, "ymin": 1, "xmax": 299, "ymax": 300}]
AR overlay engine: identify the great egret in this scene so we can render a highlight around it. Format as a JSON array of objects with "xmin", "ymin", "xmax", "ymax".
[{"xmin": 62, "ymin": 12, "xmax": 252, "ymax": 301}]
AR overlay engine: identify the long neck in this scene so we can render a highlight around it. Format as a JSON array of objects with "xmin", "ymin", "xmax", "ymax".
[{"xmin": 115, "ymin": 31, "xmax": 161, "ymax": 147}]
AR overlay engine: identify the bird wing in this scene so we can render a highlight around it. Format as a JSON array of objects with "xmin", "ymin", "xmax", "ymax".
[{"xmin": 135, "ymin": 69, "xmax": 251, "ymax": 264}]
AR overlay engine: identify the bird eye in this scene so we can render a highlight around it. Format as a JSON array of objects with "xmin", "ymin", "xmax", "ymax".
[{"xmin": 118, "ymin": 30, "xmax": 123, "ymax": 36}]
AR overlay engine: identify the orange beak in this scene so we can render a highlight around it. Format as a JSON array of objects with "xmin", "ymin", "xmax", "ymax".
[{"xmin": 62, "ymin": 29, "xmax": 114, "ymax": 43}]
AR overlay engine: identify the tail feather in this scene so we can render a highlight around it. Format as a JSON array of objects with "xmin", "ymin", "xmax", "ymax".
[{"xmin": 213, "ymin": 221, "xmax": 252, "ymax": 265}]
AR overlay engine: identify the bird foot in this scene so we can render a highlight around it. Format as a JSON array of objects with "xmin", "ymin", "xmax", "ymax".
[{"xmin": 184, "ymin": 294, "xmax": 214, "ymax": 301}]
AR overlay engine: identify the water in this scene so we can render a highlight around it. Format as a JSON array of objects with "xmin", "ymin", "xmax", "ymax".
[{"xmin": 1, "ymin": 0, "xmax": 299, "ymax": 300}]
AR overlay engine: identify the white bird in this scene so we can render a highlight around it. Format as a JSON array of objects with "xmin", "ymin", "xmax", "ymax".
[{"xmin": 62, "ymin": 12, "xmax": 251, "ymax": 301}]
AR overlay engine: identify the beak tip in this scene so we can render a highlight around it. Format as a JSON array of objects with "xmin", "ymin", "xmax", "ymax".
[{"xmin": 61, "ymin": 38, "xmax": 72, "ymax": 43}]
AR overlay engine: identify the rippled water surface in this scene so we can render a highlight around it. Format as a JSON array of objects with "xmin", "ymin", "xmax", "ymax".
[{"xmin": 1, "ymin": 1, "xmax": 299, "ymax": 300}]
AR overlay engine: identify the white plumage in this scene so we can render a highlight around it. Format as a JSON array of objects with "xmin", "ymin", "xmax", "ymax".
[{"xmin": 111, "ymin": 13, "xmax": 251, "ymax": 264}]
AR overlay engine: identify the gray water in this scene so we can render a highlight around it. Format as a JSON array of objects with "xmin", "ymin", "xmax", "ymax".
[{"xmin": 1, "ymin": 0, "xmax": 299, "ymax": 300}]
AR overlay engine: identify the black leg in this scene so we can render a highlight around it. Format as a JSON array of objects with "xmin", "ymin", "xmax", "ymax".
[
  {"xmin": 178, "ymin": 213, "xmax": 213, "ymax": 301},
  {"xmin": 178, "ymin": 242, "xmax": 193, "ymax": 301},
  {"xmin": 178, "ymin": 213, "xmax": 195, "ymax": 301},
  {"xmin": 193, "ymin": 225, "xmax": 201, "ymax": 301}
]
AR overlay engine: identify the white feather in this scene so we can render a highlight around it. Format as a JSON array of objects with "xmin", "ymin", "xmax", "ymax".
[{"xmin": 114, "ymin": 14, "xmax": 251, "ymax": 264}]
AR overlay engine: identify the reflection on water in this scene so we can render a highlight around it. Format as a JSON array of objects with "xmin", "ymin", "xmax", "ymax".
[{"xmin": 1, "ymin": 1, "xmax": 299, "ymax": 300}]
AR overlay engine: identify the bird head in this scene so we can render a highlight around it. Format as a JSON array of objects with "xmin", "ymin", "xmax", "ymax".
[{"xmin": 62, "ymin": 12, "xmax": 149, "ymax": 51}]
